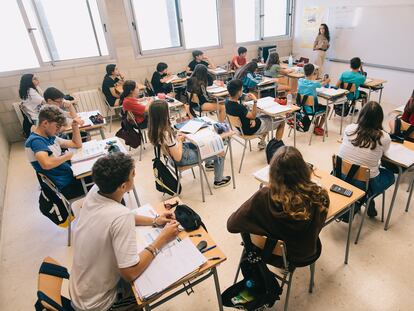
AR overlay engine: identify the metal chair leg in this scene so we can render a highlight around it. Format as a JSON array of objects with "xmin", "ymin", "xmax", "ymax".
[
  {"xmin": 308, "ymin": 119, "xmax": 316, "ymax": 146},
  {"xmin": 201, "ymin": 165, "xmax": 213, "ymax": 195},
  {"xmin": 309, "ymin": 262, "xmax": 315, "ymax": 293},
  {"xmin": 355, "ymin": 197, "xmax": 372, "ymax": 244},
  {"xmin": 248, "ymin": 140, "xmax": 252, "ymax": 152},
  {"xmin": 191, "ymin": 167, "xmax": 196, "ymax": 179},
  {"xmin": 238, "ymin": 141, "xmax": 248, "ymax": 173},
  {"xmin": 109, "ymin": 113, "xmax": 113, "ymax": 132},
  {"xmin": 283, "ymin": 270, "xmax": 294, "ymax": 311},
  {"xmin": 233, "ymin": 250, "xmax": 244, "ymax": 284},
  {"xmin": 198, "ymin": 164, "xmax": 205, "ymax": 202},
  {"xmin": 381, "ymin": 192, "xmax": 385, "ymax": 222},
  {"xmin": 405, "ymin": 179, "xmax": 414, "ymax": 212},
  {"xmin": 139, "ymin": 143, "xmax": 143, "ymax": 161},
  {"xmin": 68, "ymin": 203, "xmax": 72, "ymax": 247}
]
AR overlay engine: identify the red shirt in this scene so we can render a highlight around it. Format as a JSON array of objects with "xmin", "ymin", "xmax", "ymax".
[
  {"xmin": 231, "ymin": 55, "xmax": 247, "ymax": 70},
  {"xmin": 402, "ymin": 110, "xmax": 414, "ymax": 125},
  {"xmin": 122, "ymin": 97, "xmax": 146, "ymax": 124}
]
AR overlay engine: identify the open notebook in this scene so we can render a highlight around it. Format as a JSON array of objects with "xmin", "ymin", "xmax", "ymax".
[
  {"xmin": 246, "ymin": 97, "xmax": 291, "ymax": 115},
  {"xmin": 385, "ymin": 143, "xmax": 414, "ymax": 167}
]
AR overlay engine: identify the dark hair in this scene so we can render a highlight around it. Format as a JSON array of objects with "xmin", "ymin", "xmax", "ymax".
[
  {"xmin": 19, "ymin": 73, "xmax": 36, "ymax": 100},
  {"xmin": 38, "ymin": 105, "xmax": 67, "ymax": 127},
  {"xmin": 192, "ymin": 50, "xmax": 203, "ymax": 59},
  {"xmin": 349, "ymin": 101, "xmax": 384, "ymax": 150},
  {"xmin": 319, "ymin": 24, "xmax": 330, "ymax": 42},
  {"xmin": 237, "ymin": 46, "xmax": 247, "ymax": 55},
  {"xmin": 92, "ymin": 153, "xmax": 135, "ymax": 194},
  {"xmin": 269, "ymin": 146, "xmax": 329, "ymax": 220},
  {"xmin": 350, "ymin": 57, "xmax": 361, "ymax": 70},
  {"xmin": 43, "ymin": 87, "xmax": 65, "ymax": 102},
  {"xmin": 304, "ymin": 63, "xmax": 315, "ymax": 77},
  {"xmin": 234, "ymin": 61, "xmax": 258, "ymax": 80},
  {"xmin": 119, "ymin": 80, "xmax": 136, "ymax": 106},
  {"xmin": 404, "ymin": 89, "xmax": 414, "ymax": 115},
  {"xmin": 148, "ymin": 100, "xmax": 173, "ymax": 147},
  {"xmin": 106, "ymin": 64, "xmax": 116, "ymax": 76},
  {"xmin": 265, "ymin": 52, "xmax": 280, "ymax": 71},
  {"xmin": 157, "ymin": 62, "xmax": 168, "ymax": 72},
  {"xmin": 227, "ymin": 79, "xmax": 243, "ymax": 97},
  {"xmin": 189, "ymin": 64, "xmax": 209, "ymax": 94}
]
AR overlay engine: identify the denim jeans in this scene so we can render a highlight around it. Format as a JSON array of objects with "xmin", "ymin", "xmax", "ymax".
[{"xmin": 175, "ymin": 142, "xmax": 224, "ymax": 182}]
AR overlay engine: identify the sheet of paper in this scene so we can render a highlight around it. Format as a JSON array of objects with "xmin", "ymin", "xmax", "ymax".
[
  {"xmin": 394, "ymin": 105, "xmax": 405, "ymax": 113},
  {"xmin": 179, "ymin": 120, "xmax": 206, "ymax": 134},
  {"xmin": 258, "ymin": 77, "xmax": 276, "ymax": 86},
  {"xmin": 165, "ymin": 75, "xmax": 179, "ymax": 84},
  {"xmin": 71, "ymin": 140, "xmax": 105, "ymax": 163},
  {"xmin": 246, "ymin": 97, "xmax": 291, "ymax": 115},
  {"xmin": 253, "ymin": 165, "xmax": 269, "ymax": 184},
  {"xmin": 365, "ymin": 78, "xmax": 373, "ymax": 84},
  {"xmin": 206, "ymin": 85, "xmax": 227, "ymax": 94},
  {"xmin": 187, "ymin": 130, "xmax": 224, "ymax": 160},
  {"xmin": 317, "ymin": 87, "xmax": 348, "ymax": 97},
  {"xmin": 385, "ymin": 143, "xmax": 414, "ymax": 167}
]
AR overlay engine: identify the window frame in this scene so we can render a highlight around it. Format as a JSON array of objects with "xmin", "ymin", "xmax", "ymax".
[
  {"xmin": 232, "ymin": 0, "xmax": 294, "ymax": 45},
  {"xmin": 124, "ymin": 0, "xmax": 222, "ymax": 57},
  {"xmin": 0, "ymin": 0, "xmax": 115, "ymax": 76}
]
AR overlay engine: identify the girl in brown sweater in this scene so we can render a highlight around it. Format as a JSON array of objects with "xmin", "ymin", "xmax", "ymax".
[{"xmin": 227, "ymin": 146, "xmax": 329, "ymax": 266}]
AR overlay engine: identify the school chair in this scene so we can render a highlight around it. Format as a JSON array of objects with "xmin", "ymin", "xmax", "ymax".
[
  {"xmin": 124, "ymin": 110, "xmax": 146, "ymax": 161},
  {"xmin": 98, "ymin": 88, "xmax": 123, "ymax": 132},
  {"xmin": 233, "ymin": 233, "xmax": 316, "ymax": 311},
  {"xmin": 186, "ymin": 91, "xmax": 207, "ymax": 118},
  {"xmin": 332, "ymin": 155, "xmax": 386, "ymax": 244},
  {"xmin": 226, "ymin": 115, "xmax": 265, "ymax": 173},
  {"xmin": 34, "ymin": 257, "xmax": 73, "ymax": 311},
  {"xmin": 289, "ymin": 95, "xmax": 328, "ymax": 145},
  {"xmin": 13, "ymin": 102, "xmax": 35, "ymax": 138},
  {"xmin": 37, "ymin": 173, "xmax": 83, "ymax": 247},
  {"xmin": 330, "ymin": 82, "xmax": 364, "ymax": 123},
  {"xmin": 144, "ymin": 78, "xmax": 155, "ymax": 97},
  {"xmin": 400, "ymin": 118, "xmax": 414, "ymax": 140}
]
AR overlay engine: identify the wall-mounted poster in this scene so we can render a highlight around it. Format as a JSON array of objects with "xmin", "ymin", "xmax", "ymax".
[{"xmin": 300, "ymin": 7, "xmax": 326, "ymax": 49}]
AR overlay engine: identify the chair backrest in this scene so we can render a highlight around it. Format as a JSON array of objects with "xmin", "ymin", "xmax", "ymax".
[
  {"xmin": 226, "ymin": 115, "xmax": 243, "ymax": 134},
  {"xmin": 13, "ymin": 102, "xmax": 25, "ymax": 126},
  {"xmin": 332, "ymin": 155, "xmax": 370, "ymax": 189},
  {"xmin": 37, "ymin": 257, "xmax": 69, "ymax": 311},
  {"xmin": 187, "ymin": 91, "xmax": 200, "ymax": 104},
  {"xmin": 72, "ymin": 89, "xmax": 108, "ymax": 117},
  {"xmin": 37, "ymin": 173, "xmax": 69, "ymax": 206},
  {"xmin": 248, "ymin": 234, "xmax": 289, "ymax": 270},
  {"xmin": 144, "ymin": 78, "xmax": 155, "ymax": 96},
  {"xmin": 400, "ymin": 119, "xmax": 414, "ymax": 139},
  {"xmin": 338, "ymin": 82, "xmax": 356, "ymax": 93},
  {"xmin": 297, "ymin": 94, "xmax": 315, "ymax": 107}
]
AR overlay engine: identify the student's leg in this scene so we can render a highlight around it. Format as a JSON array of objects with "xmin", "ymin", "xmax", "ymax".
[
  {"xmin": 184, "ymin": 104, "xmax": 194, "ymax": 119},
  {"xmin": 60, "ymin": 178, "xmax": 87, "ymax": 200},
  {"xmin": 212, "ymin": 155, "xmax": 225, "ymax": 182},
  {"xmin": 175, "ymin": 143, "xmax": 199, "ymax": 166},
  {"xmin": 275, "ymin": 121, "xmax": 285, "ymax": 140},
  {"xmin": 369, "ymin": 168, "xmax": 396, "ymax": 197},
  {"xmin": 201, "ymin": 102, "xmax": 226, "ymax": 122}
]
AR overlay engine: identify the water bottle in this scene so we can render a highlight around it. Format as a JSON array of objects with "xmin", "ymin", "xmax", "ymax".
[
  {"xmin": 287, "ymin": 93, "xmax": 293, "ymax": 106},
  {"xmin": 288, "ymin": 54, "xmax": 293, "ymax": 67},
  {"xmin": 245, "ymin": 279, "xmax": 255, "ymax": 289}
]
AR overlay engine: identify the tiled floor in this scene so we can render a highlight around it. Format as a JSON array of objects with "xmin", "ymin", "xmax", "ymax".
[{"xmin": 0, "ymin": 107, "xmax": 413, "ymax": 311}]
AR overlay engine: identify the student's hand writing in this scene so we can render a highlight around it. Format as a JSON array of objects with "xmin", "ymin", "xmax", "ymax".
[
  {"xmin": 158, "ymin": 221, "xmax": 180, "ymax": 244},
  {"xmin": 156, "ymin": 212, "xmax": 176, "ymax": 226}
]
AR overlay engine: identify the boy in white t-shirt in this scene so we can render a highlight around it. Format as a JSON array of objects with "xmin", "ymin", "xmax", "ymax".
[{"xmin": 69, "ymin": 153, "xmax": 179, "ymax": 311}]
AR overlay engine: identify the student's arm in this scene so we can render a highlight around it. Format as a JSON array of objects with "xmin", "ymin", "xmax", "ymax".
[
  {"xmin": 168, "ymin": 134, "xmax": 185, "ymax": 162},
  {"xmin": 35, "ymin": 150, "xmax": 73, "ymax": 170},
  {"xmin": 134, "ymin": 211, "xmax": 175, "ymax": 226},
  {"xmin": 60, "ymin": 121, "xmax": 82, "ymax": 149},
  {"xmin": 244, "ymin": 93, "xmax": 257, "ymax": 119},
  {"xmin": 336, "ymin": 74, "xmax": 343, "ymax": 88},
  {"xmin": 205, "ymin": 57, "xmax": 215, "ymax": 69},
  {"xmin": 109, "ymin": 86, "xmax": 120, "ymax": 98}
]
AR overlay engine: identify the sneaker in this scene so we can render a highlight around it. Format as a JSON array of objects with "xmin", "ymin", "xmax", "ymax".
[
  {"xmin": 258, "ymin": 141, "xmax": 266, "ymax": 150},
  {"xmin": 205, "ymin": 162, "xmax": 215, "ymax": 171},
  {"xmin": 214, "ymin": 176, "xmax": 231, "ymax": 188},
  {"xmin": 367, "ymin": 200, "xmax": 377, "ymax": 218},
  {"xmin": 313, "ymin": 127, "xmax": 324, "ymax": 136}
]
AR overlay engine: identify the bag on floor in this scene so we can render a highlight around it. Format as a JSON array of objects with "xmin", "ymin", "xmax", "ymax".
[
  {"xmin": 294, "ymin": 111, "xmax": 311, "ymax": 132},
  {"xmin": 153, "ymin": 146, "xmax": 182, "ymax": 196},
  {"xmin": 334, "ymin": 102, "xmax": 351, "ymax": 117},
  {"xmin": 265, "ymin": 139, "xmax": 285, "ymax": 164},
  {"xmin": 38, "ymin": 190, "xmax": 72, "ymax": 228},
  {"xmin": 115, "ymin": 119, "xmax": 142, "ymax": 149},
  {"xmin": 174, "ymin": 204, "xmax": 206, "ymax": 231}
]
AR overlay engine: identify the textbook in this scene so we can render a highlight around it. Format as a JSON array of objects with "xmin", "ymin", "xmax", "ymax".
[
  {"xmin": 207, "ymin": 85, "xmax": 227, "ymax": 94},
  {"xmin": 316, "ymin": 87, "xmax": 348, "ymax": 98},
  {"xmin": 165, "ymin": 75, "xmax": 179, "ymax": 84},
  {"xmin": 187, "ymin": 130, "xmax": 225, "ymax": 160},
  {"xmin": 246, "ymin": 97, "xmax": 291, "ymax": 115},
  {"xmin": 385, "ymin": 143, "xmax": 414, "ymax": 167},
  {"xmin": 71, "ymin": 140, "xmax": 105, "ymax": 163},
  {"xmin": 176, "ymin": 119, "xmax": 208, "ymax": 134}
]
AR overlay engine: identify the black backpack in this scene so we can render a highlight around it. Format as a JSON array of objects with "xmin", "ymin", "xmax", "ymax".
[
  {"xmin": 393, "ymin": 116, "xmax": 414, "ymax": 142},
  {"xmin": 152, "ymin": 146, "xmax": 182, "ymax": 196},
  {"xmin": 174, "ymin": 204, "xmax": 206, "ymax": 231},
  {"xmin": 334, "ymin": 102, "xmax": 351, "ymax": 117},
  {"xmin": 265, "ymin": 139, "xmax": 285, "ymax": 164}
]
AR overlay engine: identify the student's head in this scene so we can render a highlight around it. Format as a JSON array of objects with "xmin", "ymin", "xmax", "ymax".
[
  {"xmin": 92, "ymin": 153, "xmax": 135, "ymax": 195},
  {"xmin": 156, "ymin": 62, "xmax": 168, "ymax": 74},
  {"xmin": 227, "ymin": 79, "xmax": 243, "ymax": 99},
  {"xmin": 19, "ymin": 73, "xmax": 39, "ymax": 100},
  {"xmin": 304, "ymin": 63, "xmax": 316, "ymax": 77},
  {"xmin": 234, "ymin": 61, "xmax": 258, "ymax": 80},
  {"xmin": 148, "ymin": 100, "xmax": 171, "ymax": 146},
  {"xmin": 191, "ymin": 64, "xmax": 209, "ymax": 83},
  {"xmin": 119, "ymin": 80, "xmax": 138, "ymax": 105},
  {"xmin": 43, "ymin": 87, "xmax": 65, "ymax": 106},
  {"xmin": 106, "ymin": 64, "xmax": 118, "ymax": 76},
  {"xmin": 192, "ymin": 50, "xmax": 204, "ymax": 61},
  {"xmin": 37, "ymin": 105, "xmax": 67, "ymax": 137},
  {"xmin": 350, "ymin": 101, "xmax": 384, "ymax": 150},
  {"xmin": 265, "ymin": 52, "xmax": 280, "ymax": 70},
  {"xmin": 350, "ymin": 57, "xmax": 362, "ymax": 70},
  {"xmin": 269, "ymin": 146, "xmax": 328, "ymax": 220},
  {"xmin": 237, "ymin": 46, "xmax": 247, "ymax": 57},
  {"xmin": 319, "ymin": 24, "xmax": 330, "ymax": 41}
]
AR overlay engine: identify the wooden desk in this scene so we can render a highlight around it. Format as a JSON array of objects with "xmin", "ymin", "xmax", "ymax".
[
  {"xmin": 383, "ymin": 141, "xmax": 414, "ymax": 230},
  {"xmin": 208, "ymin": 68, "xmax": 234, "ymax": 81},
  {"xmin": 132, "ymin": 198, "xmax": 226, "ymax": 310},
  {"xmin": 253, "ymin": 166, "xmax": 365, "ymax": 264},
  {"xmin": 62, "ymin": 110, "xmax": 106, "ymax": 139},
  {"xmin": 257, "ymin": 77, "xmax": 278, "ymax": 98},
  {"xmin": 168, "ymin": 76, "xmax": 188, "ymax": 95},
  {"xmin": 317, "ymin": 89, "xmax": 350, "ymax": 135},
  {"xmin": 361, "ymin": 78, "xmax": 387, "ymax": 103}
]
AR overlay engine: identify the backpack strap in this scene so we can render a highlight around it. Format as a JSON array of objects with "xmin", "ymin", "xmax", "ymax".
[
  {"xmin": 334, "ymin": 156, "xmax": 360, "ymax": 182},
  {"xmin": 296, "ymin": 94, "xmax": 309, "ymax": 107},
  {"xmin": 36, "ymin": 291, "xmax": 64, "ymax": 311},
  {"xmin": 261, "ymin": 238, "xmax": 277, "ymax": 263},
  {"xmin": 394, "ymin": 116, "xmax": 402, "ymax": 135},
  {"xmin": 39, "ymin": 262, "xmax": 70, "ymax": 279}
]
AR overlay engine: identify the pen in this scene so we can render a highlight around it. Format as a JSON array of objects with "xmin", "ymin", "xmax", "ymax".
[
  {"xmin": 189, "ymin": 234, "xmax": 202, "ymax": 237},
  {"xmin": 201, "ymin": 245, "xmax": 216, "ymax": 253},
  {"xmin": 208, "ymin": 257, "xmax": 222, "ymax": 261}
]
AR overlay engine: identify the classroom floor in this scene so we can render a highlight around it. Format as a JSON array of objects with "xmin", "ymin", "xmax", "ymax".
[{"xmin": 1, "ymin": 106, "xmax": 413, "ymax": 311}]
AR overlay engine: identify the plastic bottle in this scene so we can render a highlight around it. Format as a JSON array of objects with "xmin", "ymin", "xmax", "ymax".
[
  {"xmin": 288, "ymin": 54, "xmax": 293, "ymax": 67},
  {"xmin": 287, "ymin": 93, "xmax": 293, "ymax": 106}
]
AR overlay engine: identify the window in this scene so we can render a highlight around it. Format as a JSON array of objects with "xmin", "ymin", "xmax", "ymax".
[
  {"xmin": 128, "ymin": 0, "xmax": 220, "ymax": 53},
  {"xmin": 0, "ymin": 0, "xmax": 110, "ymax": 74},
  {"xmin": 234, "ymin": 0, "xmax": 291, "ymax": 43}
]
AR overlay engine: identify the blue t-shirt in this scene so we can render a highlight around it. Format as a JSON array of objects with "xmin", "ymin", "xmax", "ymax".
[
  {"xmin": 242, "ymin": 72, "xmax": 260, "ymax": 92},
  {"xmin": 25, "ymin": 133, "xmax": 74, "ymax": 190},
  {"xmin": 338, "ymin": 71, "xmax": 366, "ymax": 100},
  {"xmin": 298, "ymin": 78, "xmax": 323, "ymax": 114}
]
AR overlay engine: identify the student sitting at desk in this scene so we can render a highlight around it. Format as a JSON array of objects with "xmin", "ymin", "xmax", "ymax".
[
  {"xmin": 19, "ymin": 73, "xmax": 45, "ymax": 121},
  {"xmin": 230, "ymin": 46, "xmax": 247, "ymax": 70},
  {"xmin": 148, "ymin": 100, "xmax": 231, "ymax": 188},
  {"xmin": 227, "ymin": 146, "xmax": 329, "ymax": 266},
  {"xmin": 389, "ymin": 89, "xmax": 414, "ymax": 135},
  {"xmin": 43, "ymin": 87, "xmax": 82, "ymax": 124},
  {"xmin": 187, "ymin": 50, "xmax": 215, "ymax": 72},
  {"xmin": 297, "ymin": 63, "xmax": 330, "ymax": 136},
  {"xmin": 102, "ymin": 64, "xmax": 125, "ymax": 107},
  {"xmin": 338, "ymin": 101, "xmax": 395, "ymax": 217},
  {"xmin": 25, "ymin": 105, "xmax": 84, "ymax": 200},
  {"xmin": 70, "ymin": 152, "xmax": 179, "ymax": 311},
  {"xmin": 185, "ymin": 64, "xmax": 226, "ymax": 122},
  {"xmin": 151, "ymin": 62, "xmax": 173, "ymax": 96},
  {"xmin": 336, "ymin": 57, "xmax": 367, "ymax": 110},
  {"xmin": 263, "ymin": 52, "xmax": 293, "ymax": 92},
  {"xmin": 225, "ymin": 79, "xmax": 285, "ymax": 150},
  {"xmin": 120, "ymin": 80, "xmax": 148, "ymax": 128}
]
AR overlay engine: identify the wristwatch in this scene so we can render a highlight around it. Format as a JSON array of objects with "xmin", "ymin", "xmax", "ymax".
[{"xmin": 152, "ymin": 215, "xmax": 160, "ymax": 227}]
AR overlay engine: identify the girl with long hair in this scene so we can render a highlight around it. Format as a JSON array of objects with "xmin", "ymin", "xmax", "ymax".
[
  {"xmin": 338, "ymin": 101, "xmax": 395, "ymax": 217},
  {"xmin": 227, "ymin": 146, "xmax": 329, "ymax": 266},
  {"xmin": 185, "ymin": 64, "xmax": 226, "ymax": 122},
  {"xmin": 263, "ymin": 52, "xmax": 292, "ymax": 92},
  {"xmin": 19, "ymin": 73, "xmax": 45, "ymax": 120},
  {"xmin": 313, "ymin": 23, "xmax": 330, "ymax": 77},
  {"xmin": 120, "ymin": 80, "xmax": 148, "ymax": 128},
  {"xmin": 233, "ymin": 61, "xmax": 260, "ymax": 93},
  {"xmin": 148, "ymin": 100, "xmax": 231, "ymax": 188}
]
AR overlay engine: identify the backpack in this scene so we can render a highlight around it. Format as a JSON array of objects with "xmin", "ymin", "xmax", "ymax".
[
  {"xmin": 174, "ymin": 204, "xmax": 206, "ymax": 231},
  {"xmin": 115, "ymin": 119, "xmax": 142, "ymax": 149},
  {"xmin": 222, "ymin": 233, "xmax": 282, "ymax": 310},
  {"xmin": 265, "ymin": 139, "xmax": 285, "ymax": 164},
  {"xmin": 293, "ymin": 111, "xmax": 311, "ymax": 132},
  {"xmin": 334, "ymin": 102, "xmax": 351, "ymax": 117},
  {"xmin": 152, "ymin": 146, "xmax": 182, "ymax": 196}
]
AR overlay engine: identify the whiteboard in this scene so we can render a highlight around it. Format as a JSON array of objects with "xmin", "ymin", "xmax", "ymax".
[{"xmin": 327, "ymin": 5, "xmax": 414, "ymax": 72}]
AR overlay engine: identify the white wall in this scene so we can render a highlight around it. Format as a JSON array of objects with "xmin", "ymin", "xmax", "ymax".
[
  {"xmin": 0, "ymin": 0, "xmax": 292, "ymax": 143},
  {"xmin": 292, "ymin": 0, "xmax": 414, "ymax": 114}
]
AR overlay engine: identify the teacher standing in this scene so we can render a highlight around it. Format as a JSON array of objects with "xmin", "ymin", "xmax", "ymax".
[{"xmin": 313, "ymin": 24, "xmax": 330, "ymax": 77}]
